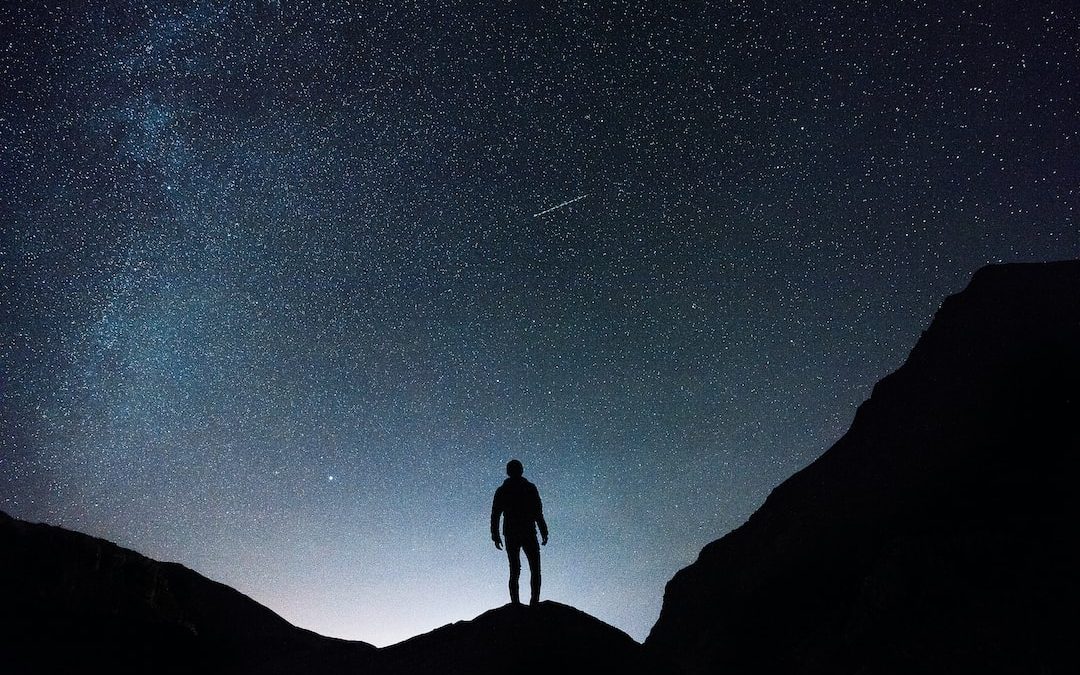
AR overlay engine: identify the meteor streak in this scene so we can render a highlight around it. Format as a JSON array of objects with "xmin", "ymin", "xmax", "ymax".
[{"xmin": 532, "ymin": 193, "xmax": 588, "ymax": 217}]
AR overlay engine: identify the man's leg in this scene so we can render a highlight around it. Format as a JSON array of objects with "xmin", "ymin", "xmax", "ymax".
[
  {"xmin": 522, "ymin": 537, "xmax": 541, "ymax": 605},
  {"xmin": 506, "ymin": 541, "xmax": 522, "ymax": 604}
]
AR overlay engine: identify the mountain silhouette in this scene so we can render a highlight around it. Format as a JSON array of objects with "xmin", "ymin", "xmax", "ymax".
[
  {"xmin": 0, "ymin": 510, "xmax": 377, "ymax": 674},
  {"xmin": 0, "ymin": 509, "xmax": 661, "ymax": 673},
  {"xmin": 646, "ymin": 261, "xmax": 1080, "ymax": 674},
  {"xmin": 4, "ymin": 260, "xmax": 1078, "ymax": 674}
]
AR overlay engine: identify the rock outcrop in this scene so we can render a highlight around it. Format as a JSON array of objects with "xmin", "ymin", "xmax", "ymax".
[
  {"xmin": 645, "ymin": 261, "xmax": 1080, "ymax": 674},
  {"xmin": 375, "ymin": 601, "xmax": 658, "ymax": 675}
]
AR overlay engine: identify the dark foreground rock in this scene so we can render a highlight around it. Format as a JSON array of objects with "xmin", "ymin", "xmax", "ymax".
[
  {"xmin": 374, "ymin": 601, "xmax": 660, "ymax": 675},
  {"xmin": 645, "ymin": 260, "xmax": 1080, "ymax": 675}
]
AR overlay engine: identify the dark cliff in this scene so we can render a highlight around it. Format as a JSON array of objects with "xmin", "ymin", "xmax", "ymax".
[{"xmin": 645, "ymin": 260, "xmax": 1080, "ymax": 674}]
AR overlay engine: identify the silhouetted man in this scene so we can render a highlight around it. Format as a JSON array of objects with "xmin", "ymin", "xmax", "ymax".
[{"xmin": 491, "ymin": 459, "xmax": 548, "ymax": 605}]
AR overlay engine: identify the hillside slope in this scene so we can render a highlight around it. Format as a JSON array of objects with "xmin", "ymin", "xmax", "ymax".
[
  {"xmin": 0, "ymin": 510, "xmax": 376, "ymax": 674},
  {"xmin": 645, "ymin": 261, "xmax": 1080, "ymax": 674}
]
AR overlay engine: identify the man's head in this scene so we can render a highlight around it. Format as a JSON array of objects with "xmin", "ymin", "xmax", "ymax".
[{"xmin": 506, "ymin": 459, "xmax": 524, "ymax": 477}]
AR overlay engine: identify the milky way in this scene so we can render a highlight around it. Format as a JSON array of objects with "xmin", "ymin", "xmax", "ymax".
[{"xmin": 1, "ymin": 1, "xmax": 1077, "ymax": 646}]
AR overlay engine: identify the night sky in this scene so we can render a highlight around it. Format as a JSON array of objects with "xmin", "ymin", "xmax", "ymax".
[{"xmin": 1, "ymin": 0, "xmax": 1077, "ymax": 646}]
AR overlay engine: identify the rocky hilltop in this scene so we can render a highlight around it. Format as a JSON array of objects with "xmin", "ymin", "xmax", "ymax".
[
  {"xmin": 375, "ymin": 601, "xmax": 657, "ymax": 675},
  {"xmin": 646, "ymin": 261, "xmax": 1080, "ymax": 674}
]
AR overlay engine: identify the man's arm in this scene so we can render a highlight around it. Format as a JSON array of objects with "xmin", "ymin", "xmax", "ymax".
[
  {"xmin": 490, "ymin": 488, "xmax": 503, "ymax": 550},
  {"xmin": 534, "ymin": 485, "xmax": 549, "ymax": 545}
]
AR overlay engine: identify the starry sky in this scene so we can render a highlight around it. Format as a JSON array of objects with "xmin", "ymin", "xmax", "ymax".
[{"xmin": 1, "ymin": 0, "xmax": 1077, "ymax": 647}]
